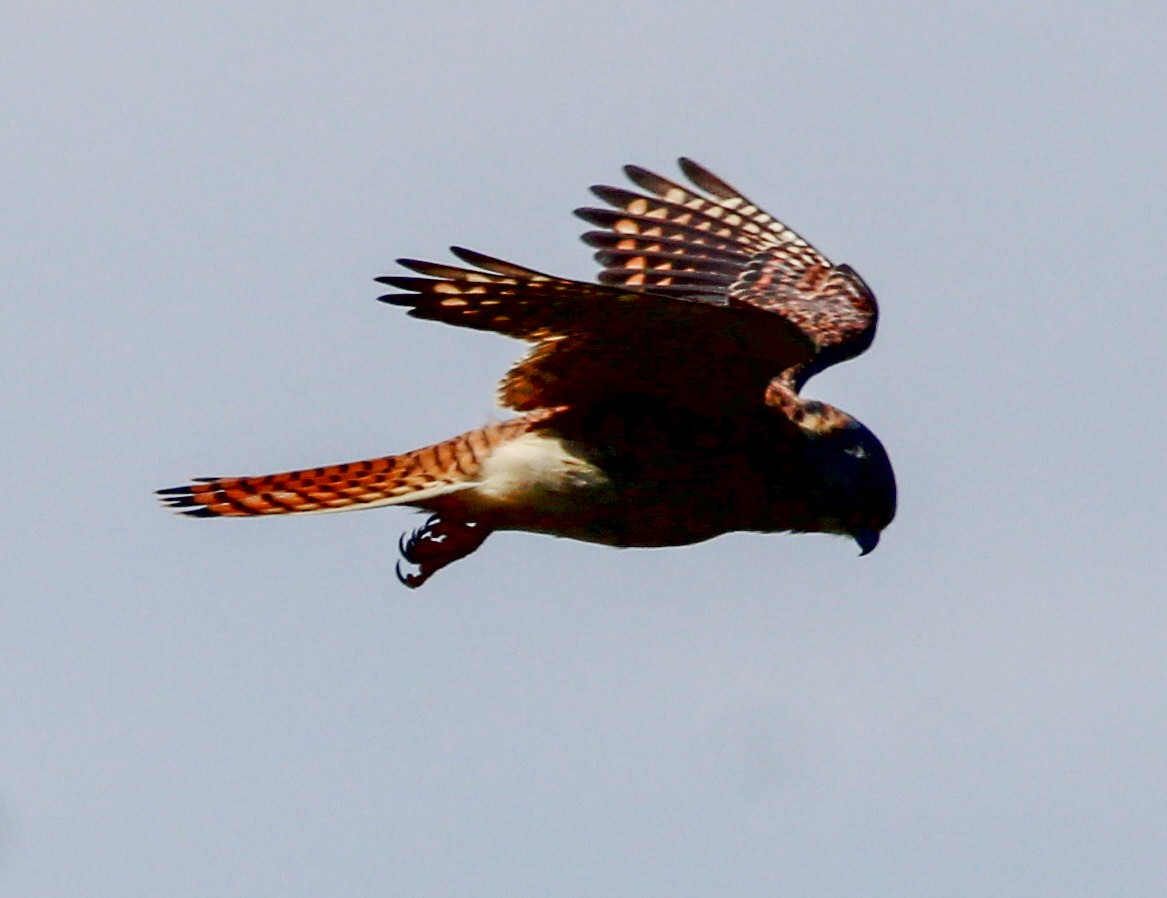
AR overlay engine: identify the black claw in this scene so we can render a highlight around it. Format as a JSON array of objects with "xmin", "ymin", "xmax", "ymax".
[
  {"xmin": 398, "ymin": 517, "xmax": 434, "ymax": 565},
  {"xmin": 395, "ymin": 560, "xmax": 419, "ymax": 588},
  {"xmin": 394, "ymin": 514, "xmax": 483, "ymax": 590}
]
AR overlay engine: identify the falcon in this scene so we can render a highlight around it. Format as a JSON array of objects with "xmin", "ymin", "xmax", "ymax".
[{"xmin": 159, "ymin": 158, "xmax": 897, "ymax": 587}]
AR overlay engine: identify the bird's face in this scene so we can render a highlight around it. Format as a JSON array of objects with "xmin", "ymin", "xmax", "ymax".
[{"xmin": 804, "ymin": 420, "xmax": 897, "ymax": 554}]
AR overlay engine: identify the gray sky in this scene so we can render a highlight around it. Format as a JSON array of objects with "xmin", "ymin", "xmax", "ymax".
[{"xmin": 3, "ymin": 2, "xmax": 1166, "ymax": 896}]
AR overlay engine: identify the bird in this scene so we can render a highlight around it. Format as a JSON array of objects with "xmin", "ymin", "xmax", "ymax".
[{"xmin": 158, "ymin": 158, "xmax": 896, "ymax": 587}]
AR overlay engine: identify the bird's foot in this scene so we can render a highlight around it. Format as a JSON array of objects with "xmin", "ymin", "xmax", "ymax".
[{"xmin": 395, "ymin": 514, "xmax": 489, "ymax": 589}]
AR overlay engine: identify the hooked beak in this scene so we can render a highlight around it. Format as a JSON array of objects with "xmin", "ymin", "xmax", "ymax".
[{"xmin": 854, "ymin": 528, "xmax": 880, "ymax": 556}]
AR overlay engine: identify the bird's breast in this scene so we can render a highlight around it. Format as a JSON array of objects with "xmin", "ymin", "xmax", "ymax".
[{"xmin": 469, "ymin": 430, "xmax": 612, "ymax": 517}]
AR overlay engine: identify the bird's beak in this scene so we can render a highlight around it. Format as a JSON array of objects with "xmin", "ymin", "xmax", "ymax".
[{"xmin": 854, "ymin": 528, "xmax": 880, "ymax": 556}]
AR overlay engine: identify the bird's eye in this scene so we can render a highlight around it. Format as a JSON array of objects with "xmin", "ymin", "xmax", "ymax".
[{"xmin": 845, "ymin": 444, "xmax": 868, "ymax": 460}]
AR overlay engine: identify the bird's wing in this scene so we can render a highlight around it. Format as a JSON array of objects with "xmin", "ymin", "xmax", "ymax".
[
  {"xmin": 377, "ymin": 246, "xmax": 813, "ymax": 414},
  {"xmin": 577, "ymin": 158, "xmax": 878, "ymax": 386}
]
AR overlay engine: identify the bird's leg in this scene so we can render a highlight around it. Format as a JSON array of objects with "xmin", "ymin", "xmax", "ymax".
[{"xmin": 395, "ymin": 514, "xmax": 491, "ymax": 589}]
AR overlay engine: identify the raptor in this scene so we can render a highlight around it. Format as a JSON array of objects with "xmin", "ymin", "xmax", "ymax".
[{"xmin": 159, "ymin": 158, "xmax": 897, "ymax": 587}]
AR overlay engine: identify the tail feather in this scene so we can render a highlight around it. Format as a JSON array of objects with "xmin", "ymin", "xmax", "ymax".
[{"xmin": 158, "ymin": 415, "xmax": 549, "ymax": 518}]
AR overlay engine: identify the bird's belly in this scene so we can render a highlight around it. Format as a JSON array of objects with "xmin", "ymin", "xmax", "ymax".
[
  {"xmin": 460, "ymin": 428, "xmax": 763, "ymax": 548},
  {"xmin": 462, "ymin": 430, "xmax": 614, "ymax": 524}
]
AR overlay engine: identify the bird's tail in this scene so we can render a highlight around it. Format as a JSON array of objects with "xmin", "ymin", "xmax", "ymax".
[{"xmin": 157, "ymin": 414, "xmax": 547, "ymax": 518}]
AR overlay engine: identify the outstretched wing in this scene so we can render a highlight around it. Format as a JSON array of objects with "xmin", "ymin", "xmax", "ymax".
[
  {"xmin": 377, "ymin": 246, "xmax": 812, "ymax": 414},
  {"xmin": 577, "ymin": 158, "xmax": 878, "ymax": 388}
]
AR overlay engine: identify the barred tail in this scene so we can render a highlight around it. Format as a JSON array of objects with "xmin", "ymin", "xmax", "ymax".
[{"xmin": 158, "ymin": 414, "xmax": 552, "ymax": 518}]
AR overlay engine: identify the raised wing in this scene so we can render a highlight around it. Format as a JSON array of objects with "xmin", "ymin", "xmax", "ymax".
[
  {"xmin": 377, "ymin": 247, "xmax": 812, "ymax": 414},
  {"xmin": 577, "ymin": 158, "xmax": 878, "ymax": 388}
]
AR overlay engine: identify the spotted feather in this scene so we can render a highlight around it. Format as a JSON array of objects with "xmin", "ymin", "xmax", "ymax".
[
  {"xmin": 378, "ymin": 248, "xmax": 813, "ymax": 413},
  {"xmin": 578, "ymin": 158, "xmax": 879, "ymax": 387}
]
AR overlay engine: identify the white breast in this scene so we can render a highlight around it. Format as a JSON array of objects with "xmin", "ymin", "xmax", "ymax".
[{"xmin": 474, "ymin": 431, "xmax": 610, "ymax": 510}]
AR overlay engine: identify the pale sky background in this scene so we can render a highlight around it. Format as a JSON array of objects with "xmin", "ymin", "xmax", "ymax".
[{"xmin": 3, "ymin": 3, "xmax": 1166, "ymax": 896}]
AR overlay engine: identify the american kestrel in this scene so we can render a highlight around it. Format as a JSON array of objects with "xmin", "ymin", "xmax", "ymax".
[{"xmin": 159, "ymin": 158, "xmax": 896, "ymax": 587}]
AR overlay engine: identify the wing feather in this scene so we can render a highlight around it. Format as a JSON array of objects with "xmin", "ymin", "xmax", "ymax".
[
  {"xmin": 378, "ymin": 250, "xmax": 813, "ymax": 413},
  {"xmin": 379, "ymin": 159, "xmax": 879, "ymax": 414},
  {"xmin": 578, "ymin": 159, "xmax": 879, "ymax": 385}
]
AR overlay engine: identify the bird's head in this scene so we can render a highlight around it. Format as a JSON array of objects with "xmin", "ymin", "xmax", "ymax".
[{"xmin": 799, "ymin": 412, "xmax": 897, "ymax": 555}]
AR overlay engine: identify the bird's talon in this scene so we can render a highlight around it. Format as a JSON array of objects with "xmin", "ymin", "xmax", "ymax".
[{"xmin": 393, "ymin": 515, "xmax": 490, "ymax": 588}]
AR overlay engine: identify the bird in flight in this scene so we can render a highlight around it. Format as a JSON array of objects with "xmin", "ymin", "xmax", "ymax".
[{"xmin": 159, "ymin": 158, "xmax": 896, "ymax": 587}]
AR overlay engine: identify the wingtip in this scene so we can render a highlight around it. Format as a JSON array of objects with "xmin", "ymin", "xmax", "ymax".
[
  {"xmin": 447, "ymin": 245, "xmax": 494, "ymax": 268},
  {"xmin": 376, "ymin": 292, "xmax": 416, "ymax": 306},
  {"xmin": 376, "ymin": 275, "xmax": 429, "ymax": 291},
  {"xmin": 393, "ymin": 258, "xmax": 434, "ymax": 274},
  {"xmin": 374, "ymin": 266, "xmax": 426, "ymax": 285},
  {"xmin": 573, "ymin": 206, "xmax": 612, "ymax": 228},
  {"xmin": 677, "ymin": 157, "xmax": 737, "ymax": 200}
]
